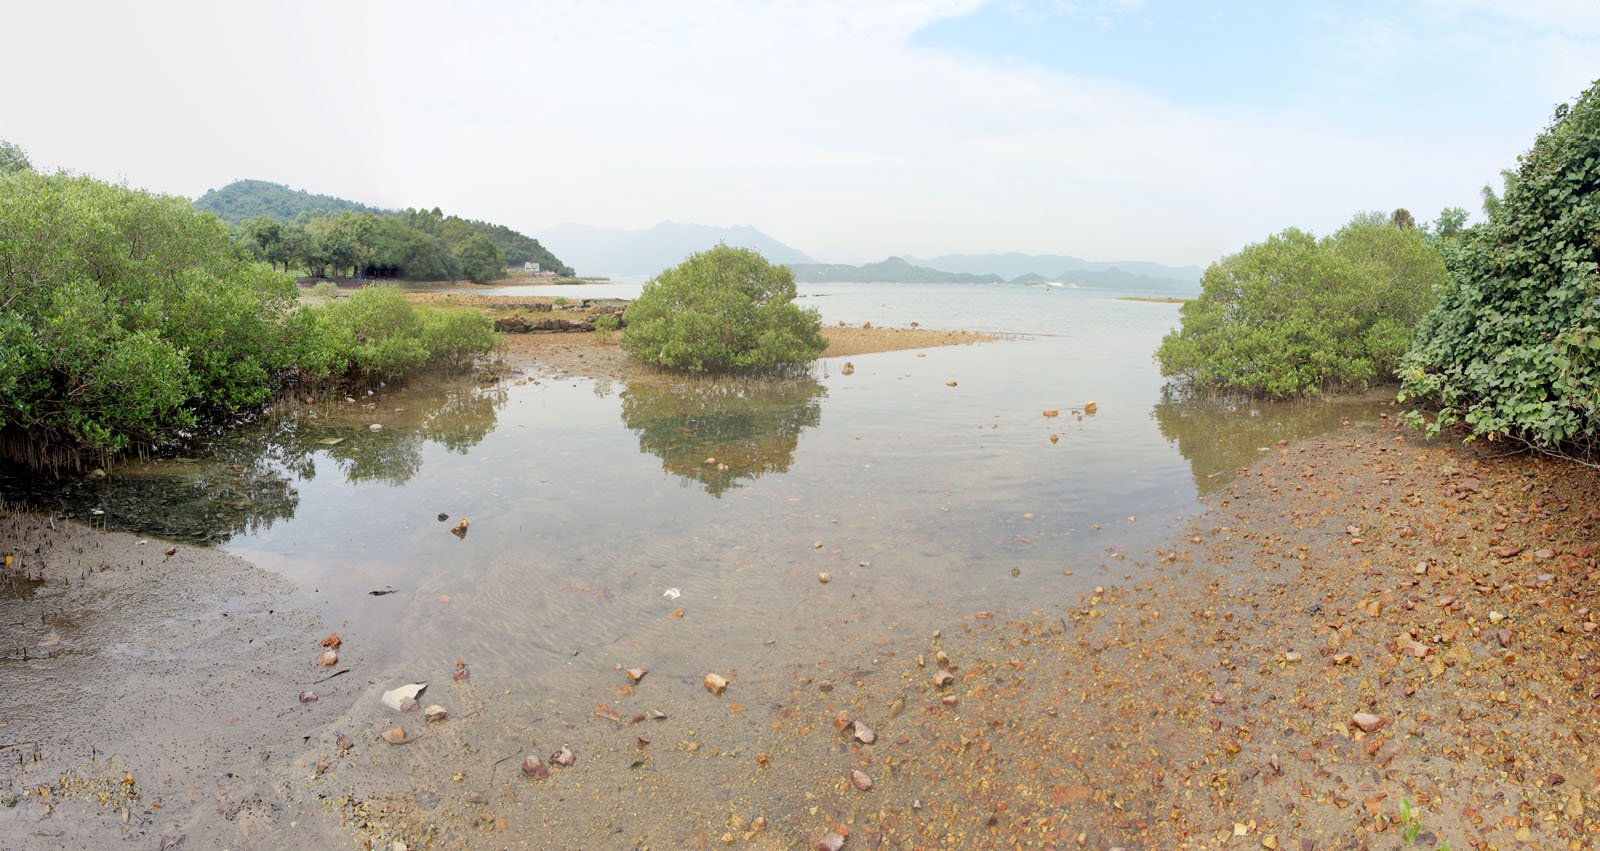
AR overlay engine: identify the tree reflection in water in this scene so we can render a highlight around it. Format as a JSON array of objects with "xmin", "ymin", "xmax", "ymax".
[
  {"xmin": 0, "ymin": 377, "xmax": 507, "ymax": 543},
  {"xmin": 617, "ymin": 372, "xmax": 826, "ymax": 497},
  {"xmin": 1151, "ymin": 384, "xmax": 1391, "ymax": 495}
]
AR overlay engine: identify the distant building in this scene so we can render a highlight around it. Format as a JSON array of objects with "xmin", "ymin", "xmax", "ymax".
[{"xmin": 522, "ymin": 261, "xmax": 541, "ymax": 273}]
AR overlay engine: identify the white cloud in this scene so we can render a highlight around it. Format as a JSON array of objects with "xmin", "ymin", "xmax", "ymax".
[{"xmin": 1, "ymin": 0, "xmax": 1595, "ymax": 266}]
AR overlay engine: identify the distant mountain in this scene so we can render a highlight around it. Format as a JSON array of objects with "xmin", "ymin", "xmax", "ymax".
[
  {"xmin": 786, "ymin": 256, "xmax": 1196, "ymax": 294},
  {"xmin": 789, "ymin": 257, "xmax": 1003, "ymax": 284},
  {"xmin": 194, "ymin": 179, "xmax": 389, "ymax": 225},
  {"xmin": 534, "ymin": 221, "xmax": 815, "ymax": 277},
  {"xmin": 906, "ymin": 252, "xmax": 1203, "ymax": 288},
  {"xmin": 1050, "ymin": 266, "xmax": 1198, "ymax": 295}
]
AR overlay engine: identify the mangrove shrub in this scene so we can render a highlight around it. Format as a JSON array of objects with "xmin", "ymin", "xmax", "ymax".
[
  {"xmin": 0, "ymin": 170, "xmax": 499, "ymax": 471},
  {"xmin": 620, "ymin": 245, "xmax": 826, "ymax": 372},
  {"xmin": 0, "ymin": 170, "xmax": 301, "ymax": 466},
  {"xmin": 1400, "ymin": 79, "xmax": 1600, "ymax": 449},
  {"xmin": 1156, "ymin": 215, "xmax": 1445, "ymax": 397}
]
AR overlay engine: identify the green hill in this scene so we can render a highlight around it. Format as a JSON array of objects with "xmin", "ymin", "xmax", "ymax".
[
  {"xmin": 194, "ymin": 179, "xmax": 386, "ymax": 224},
  {"xmin": 195, "ymin": 180, "xmax": 572, "ymax": 278}
]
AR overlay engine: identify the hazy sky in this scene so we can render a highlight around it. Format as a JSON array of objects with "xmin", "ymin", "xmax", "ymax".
[{"xmin": 3, "ymin": 0, "xmax": 1596, "ymax": 266}]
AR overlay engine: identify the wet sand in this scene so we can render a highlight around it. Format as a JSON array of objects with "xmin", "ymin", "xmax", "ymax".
[
  {"xmin": 0, "ymin": 508, "xmax": 348, "ymax": 847},
  {"xmin": 6, "ymin": 415, "xmax": 1598, "ymax": 847}
]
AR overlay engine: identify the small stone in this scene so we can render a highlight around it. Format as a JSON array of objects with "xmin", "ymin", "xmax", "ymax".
[
  {"xmin": 551, "ymin": 746, "xmax": 576, "ymax": 767},
  {"xmin": 853, "ymin": 721, "xmax": 876, "ymax": 744},
  {"xmin": 1534, "ymin": 547, "xmax": 1555, "ymax": 561},
  {"xmin": 400, "ymin": 699, "xmax": 420, "ymax": 714},
  {"xmin": 1350, "ymin": 712, "xmax": 1386, "ymax": 733},
  {"xmin": 317, "ymin": 649, "xmax": 339, "ymax": 666},
  {"xmin": 1496, "ymin": 628, "xmax": 1512, "ymax": 647},
  {"xmin": 941, "ymin": 694, "xmax": 959, "ymax": 706},
  {"xmin": 1049, "ymin": 434, "xmax": 1059, "ymax": 443},
  {"xmin": 850, "ymin": 769, "xmax": 873, "ymax": 791},
  {"xmin": 423, "ymin": 704, "xmax": 447, "ymax": 723},
  {"xmin": 704, "ymin": 673, "xmax": 728, "ymax": 695},
  {"xmin": 337, "ymin": 733, "xmax": 352, "ymax": 751},
  {"xmin": 841, "ymin": 362, "xmax": 855, "ymax": 375},
  {"xmin": 934, "ymin": 649, "xmax": 950, "ymax": 666},
  {"xmin": 946, "ymin": 380, "xmax": 957, "ymax": 386},
  {"xmin": 298, "ymin": 691, "xmax": 318, "ymax": 703},
  {"xmin": 816, "ymin": 833, "xmax": 846, "ymax": 851},
  {"xmin": 1042, "ymin": 409, "xmax": 1059, "ymax": 417},
  {"xmin": 833, "ymin": 710, "xmax": 852, "ymax": 731},
  {"xmin": 1283, "ymin": 652, "xmax": 1302, "ymax": 663},
  {"xmin": 1262, "ymin": 835, "xmax": 1278, "ymax": 850},
  {"xmin": 818, "ymin": 572, "xmax": 831, "ymax": 584},
  {"xmin": 932, "ymin": 670, "xmax": 955, "ymax": 687},
  {"xmin": 813, "ymin": 541, "xmax": 823, "ymax": 549},
  {"xmin": 1489, "ymin": 610, "xmax": 1506, "ymax": 623},
  {"xmin": 381, "ymin": 727, "xmax": 407, "ymax": 744},
  {"xmin": 1083, "ymin": 401, "xmax": 1097, "ymax": 414},
  {"xmin": 1494, "ymin": 545, "xmax": 1522, "ymax": 559},
  {"xmin": 521, "ymin": 755, "xmax": 548, "ymax": 779},
  {"xmin": 626, "ymin": 668, "xmax": 648, "ymax": 683},
  {"xmin": 369, "ymin": 423, "xmax": 382, "ymax": 431}
]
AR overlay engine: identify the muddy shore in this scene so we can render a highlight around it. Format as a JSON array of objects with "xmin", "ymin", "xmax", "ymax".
[{"xmin": 4, "ymin": 397, "xmax": 1598, "ymax": 847}]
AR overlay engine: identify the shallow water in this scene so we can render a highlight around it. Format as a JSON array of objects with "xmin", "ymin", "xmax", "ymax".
[{"xmin": 2, "ymin": 283, "xmax": 1390, "ymax": 734}]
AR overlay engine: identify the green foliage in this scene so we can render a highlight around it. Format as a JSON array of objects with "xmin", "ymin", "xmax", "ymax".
[
  {"xmin": 293, "ymin": 286, "xmax": 498, "ymax": 382},
  {"xmin": 0, "ymin": 139, "xmax": 30, "ymax": 174},
  {"xmin": 1397, "ymin": 798, "xmax": 1451, "ymax": 849},
  {"xmin": 311, "ymin": 281, "xmax": 339, "ymax": 299},
  {"xmin": 0, "ymin": 170, "xmax": 300, "ymax": 465},
  {"xmin": 194, "ymin": 179, "xmax": 384, "ymax": 225},
  {"xmin": 592, "ymin": 313, "xmax": 620, "ymax": 344},
  {"xmin": 1400, "ymin": 79, "xmax": 1600, "ymax": 449},
  {"xmin": 620, "ymin": 245, "xmax": 827, "ymax": 373},
  {"xmin": 0, "ymin": 171, "xmax": 501, "ymax": 471},
  {"xmin": 1156, "ymin": 215, "xmax": 1446, "ymax": 397},
  {"xmin": 192, "ymin": 181, "xmax": 574, "ymax": 278},
  {"xmin": 453, "ymin": 232, "xmax": 505, "ymax": 284},
  {"xmin": 1431, "ymin": 207, "xmax": 1470, "ymax": 239}
]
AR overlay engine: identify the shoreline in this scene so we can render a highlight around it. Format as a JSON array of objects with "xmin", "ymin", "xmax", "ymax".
[{"xmin": 5, "ymin": 407, "xmax": 1597, "ymax": 845}]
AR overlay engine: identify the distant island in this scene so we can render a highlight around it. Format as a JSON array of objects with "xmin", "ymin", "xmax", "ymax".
[
  {"xmin": 788, "ymin": 256, "xmax": 1004, "ymax": 284},
  {"xmin": 787, "ymin": 255, "xmax": 1198, "ymax": 294},
  {"xmin": 535, "ymin": 221, "xmax": 815, "ymax": 278}
]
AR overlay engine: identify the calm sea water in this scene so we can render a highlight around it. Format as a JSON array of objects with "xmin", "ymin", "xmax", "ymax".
[{"xmin": 6, "ymin": 283, "xmax": 1386, "ymax": 702}]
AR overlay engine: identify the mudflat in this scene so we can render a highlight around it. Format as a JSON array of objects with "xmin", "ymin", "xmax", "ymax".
[{"xmin": 7, "ymin": 413, "xmax": 1594, "ymax": 848}]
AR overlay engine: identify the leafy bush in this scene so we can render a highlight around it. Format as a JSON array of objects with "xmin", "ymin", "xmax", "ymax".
[
  {"xmin": 0, "ymin": 170, "xmax": 300, "ymax": 466},
  {"xmin": 1400, "ymin": 79, "xmax": 1600, "ymax": 448},
  {"xmin": 1156, "ymin": 215, "xmax": 1445, "ymax": 397},
  {"xmin": 620, "ymin": 245, "xmax": 826, "ymax": 372},
  {"xmin": 294, "ymin": 285, "xmax": 498, "ymax": 382},
  {"xmin": 311, "ymin": 281, "xmax": 339, "ymax": 299},
  {"xmin": 0, "ymin": 170, "xmax": 501, "ymax": 471}
]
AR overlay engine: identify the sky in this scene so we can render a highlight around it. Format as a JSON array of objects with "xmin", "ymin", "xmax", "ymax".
[{"xmin": 2, "ymin": 0, "xmax": 1597, "ymax": 267}]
